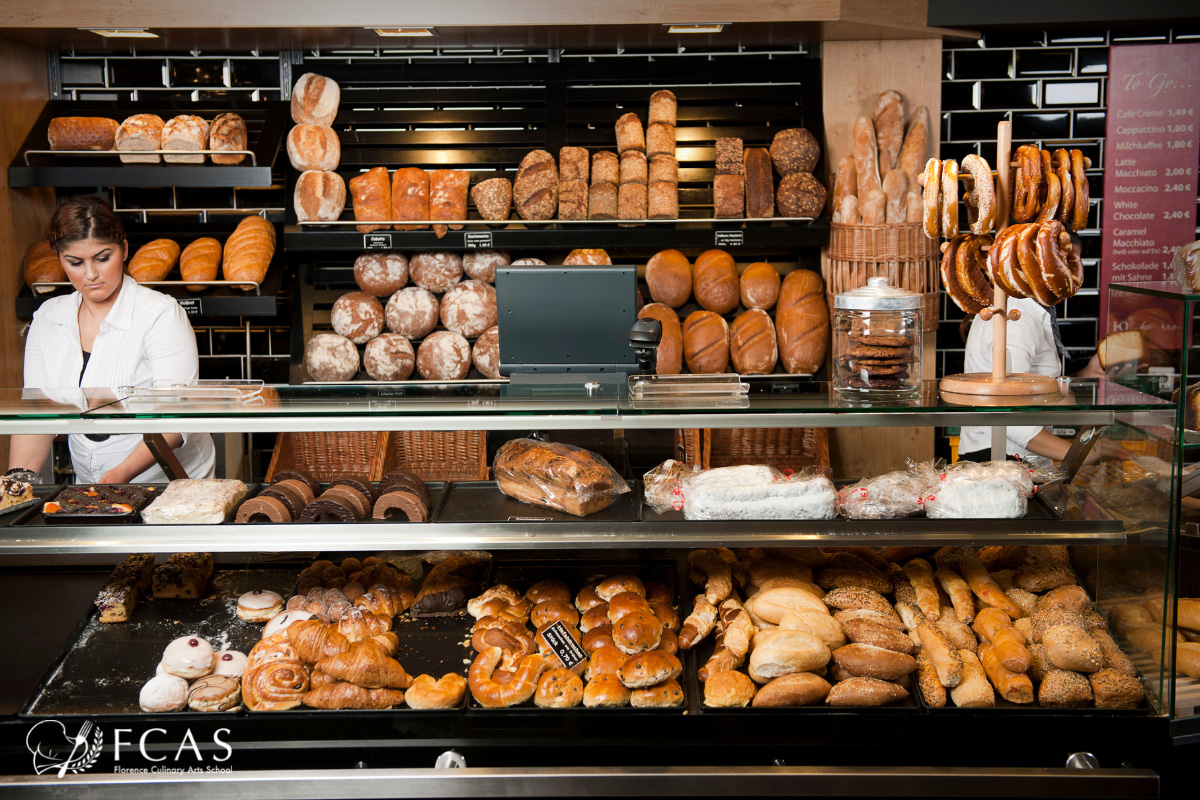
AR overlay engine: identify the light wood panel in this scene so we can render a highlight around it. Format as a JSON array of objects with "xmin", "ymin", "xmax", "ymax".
[
  {"xmin": 820, "ymin": 38, "xmax": 944, "ymax": 476},
  {"xmin": 0, "ymin": 38, "xmax": 54, "ymax": 468}
]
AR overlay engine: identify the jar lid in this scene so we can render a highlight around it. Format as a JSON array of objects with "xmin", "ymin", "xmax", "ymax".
[{"xmin": 834, "ymin": 276, "xmax": 922, "ymax": 310}]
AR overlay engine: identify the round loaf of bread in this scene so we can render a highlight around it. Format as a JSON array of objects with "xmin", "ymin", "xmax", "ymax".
[
  {"xmin": 597, "ymin": 574, "xmax": 645, "ymax": 602},
  {"xmin": 1042, "ymin": 624, "xmax": 1103, "ymax": 673},
  {"xmin": 581, "ymin": 603, "xmax": 610, "ymax": 633},
  {"xmin": 703, "ymin": 668, "xmax": 756, "ymax": 707},
  {"xmin": 354, "ymin": 252, "xmax": 408, "ymax": 296},
  {"xmin": 511, "ymin": 257, "xmax": 547, "ymax": 266},
  {"xmin": 462, "ymin": 250, "xmax": 509, "ymax": 283},
  {"xmin": 416, "ymin": 331, "xmax": 471, "ymax": 380},
  {"xmin": 582, "ymin": 672, "xmax": 631, "ymax": 708},
  {"xmin": 831, "ymin": 642, "xmax": 917, "ymax": 681},
  {"xmin": 526, "ymin": 579, "xmax": 571, "ymax": 605},
  {"xmin": 331, "ymin": 291, "xmax": 384, "ymax": 344},
  {"xmin": 730, "ymin": 309, "xmax": 778, "ymax": 375},
  {"xmin": 582, "ymin": 627, "xmax": 616, "ymax": 654},
  {"xmin": 645, "ymin": 249, "xmax": 692, "ymax": 308},
  {"xmin": 777, "ymin": 172, "xmax": 828, "ymax": 218},
  {"xmin": 619, "ymin": 651, "xmax": 682, "ymax": 689},
  {"xmin": 636, "ymin": 303, "xmax": 682, "ymax": 375},
  {"xmin": 409, "ymin": 251, "xmax": 463, "ymax": 293},
  {"xmin": 692, "ymin": 249, "xmax": 740, "ymax": 314},
  {"xmin": 294, "ymin": 170, "xmax": 346, "ymax": 223},
  {"xmin": 440, "ymin": 280, "xmax": 497, "ymax": 337},
  {"xmin": 740, "ymin": 262, "xmax": 782, "ymax": 310},
  {"xmin": 291, "ymin": 72, "xmax": 340, "ymax": 126},
  {"xmin": 769, "ymin": 127, "xmax": 820, "ymax": 175},
  {"xmin": 385, "ymin": 287, "xmax": 439, "ymax": 340},
  {"xmin": 362, "ymin": 334, "xmax": 415, "ymax": 381},
  {"xmin": 286, "ymin": 124, "xmax": 340, "ymax": 172},
  {"xmin": 751, "ymin": 672, "xmax": 831, "ymax": 707},
  {"xmin": 607, "ymin": 591, "xmax": 651, "ymax": 624},
  {"xmin": 776, "ymin": 269, "xmax": 829, "ymax": 374},
  {"xmin": 472, "ymin": 326, "xmax": 501, "ymax": 379},
  {"xmin": 563, "ymin": 248, "xmax": 611, "ymax": 265},
  {"xmin": 304, "ymin": 333, "xmax": 359, "ymax": 381},
  {"xmin": 682, "ymin": 310, "xmax": 730, "ymax": 374}
]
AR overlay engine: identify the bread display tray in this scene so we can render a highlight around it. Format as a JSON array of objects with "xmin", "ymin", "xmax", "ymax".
[
  {"xmin": 33, "ymin": 484, "xmax": 162, "ymax": 524},
  {"xmin": 12, "ymin": 483, "xmax": 247, "ymax": 527},
  {"xmin": 911, "ymin": 681, "xmax": 1150, "ymax": 715},
  {"xmin": 436, "ymin": 480, "xmax": 642, "ymax": 525}
]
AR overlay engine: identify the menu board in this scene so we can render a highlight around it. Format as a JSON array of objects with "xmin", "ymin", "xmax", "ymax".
[{"xmin": 1102, "ymin": 43, "xmax": 1200, "ymax": 334}]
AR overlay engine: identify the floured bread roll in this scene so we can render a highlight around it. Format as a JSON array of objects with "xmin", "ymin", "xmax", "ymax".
[{"xmin": 682, "ymin": 465, "xmax": 836, "ymax": 521}]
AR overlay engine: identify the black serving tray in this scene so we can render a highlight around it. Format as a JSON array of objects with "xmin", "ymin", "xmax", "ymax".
[
  {"xmin": 0, "ymin": 485, "xmax": 60, "ymax": 524},
  {"xmin": 37, "ymin": 484, "xmax": 162, "ymax": 524},
  {"xmin": 437, "ymin": 480, "xmax": 642, "ymax": 525},
  {"xmin": 15, "ymin": 483, "xmax": 253, "ymax": 527}
]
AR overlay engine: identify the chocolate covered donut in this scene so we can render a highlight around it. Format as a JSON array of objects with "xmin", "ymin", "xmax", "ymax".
[
  {"xmin": 259, "ymin": 483, "xmax": 305, "ymax": 519},
  {"xmin": 272, "ymin": 470, "xmax": 320, "ymax": 498},
  {"xmin": 321, "ymin": 485, "xmax": 370, "ymax": 519},
  {"xmin": 273, "ymin": 478, "xmax": 316, "ymax": 509},
  {"xmin": 236, "ymin": 495, "xmax": 291, "ymax": 523},
  {"xmin": 331, "ymin": 476, "xmax": 377, "ymax": 504},
  {"xmin": 373, "ymin": 488, "xmax": 429, "ymax": 521},
  {"xmin": 380, "ymin": 470, "xmax": 430, "ymax": 506},
  {"xmin": 298, "ymin": 495, "xmax": 359, "ymax": 522}
]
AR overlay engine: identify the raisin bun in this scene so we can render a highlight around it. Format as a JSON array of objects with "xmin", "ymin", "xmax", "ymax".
[
  {"xmin": 331, "ymin": 291, "xmax": 385, "ymax": 345},
  {"xmin": 304, "ymin": 333, "xmax": 359, "ymax": 381},
  {"xmin": 409, "ymin": 251, "xmax": 463, "ymax": 293},
  {"xmin": 354, "ymin": 252, "xmax": 408, "ymax": 296},
  {"xmin": 472, "ymin": 326, "xmax": 501, "ymax": 379},
  {"xmin": 462, "ymin": 250, "xmax": 510, "ymax": 283},
  {"xmin": 385, "ymin": 287, "xmax": 440, "ymax": 340},
  {"xmin": 363, "ymin": 334, "xmax": 415, "ymax": 381},
  {"xmin": 416, "ymin": 331, "xmax": 471, "ymax": 380},
  {"xmin": 440, "ymin": 280, "xmax": 498, "ymax": 338}
]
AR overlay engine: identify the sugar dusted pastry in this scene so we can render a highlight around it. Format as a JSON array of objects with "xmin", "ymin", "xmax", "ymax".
[{"xmin": 140, "ymin": 479, "xmax": 249, "ymax": 525}]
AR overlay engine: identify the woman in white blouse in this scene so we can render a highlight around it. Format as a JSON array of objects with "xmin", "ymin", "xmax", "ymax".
[{"xmin": 8, "ymin": 197, "xmax": 214, "ymax": 484}]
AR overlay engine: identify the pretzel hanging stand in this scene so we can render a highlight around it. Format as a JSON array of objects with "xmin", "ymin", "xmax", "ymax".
[{"xmin": 939, "ymin": 121, "xmax": 1060, "ymax": 399}]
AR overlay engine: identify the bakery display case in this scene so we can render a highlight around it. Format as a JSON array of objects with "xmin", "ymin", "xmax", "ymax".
[{"xmin": 0, "ymin": 377, "xmax": 1182, "ymax": 797}]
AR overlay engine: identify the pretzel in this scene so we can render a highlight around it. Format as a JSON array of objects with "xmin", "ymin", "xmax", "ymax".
[
  {"xmin": 1036, "ymin": 220, "xmax": 1081, "ymax": 302},
  {"xmin": 921, "ymin": 157, "xmax": 942, "ymax": 239},
  {"xmin": 1035, "ymin": 171, "xmax": 1061, "ymax": 224},
  {"xmin": 1054, "ymin": 149, "xmax": 1074, "ymax": 229},
  {"xmin": 941, "ymin": 234, "xmax": 985, "ymax": 314},
  {"xmin": 940, "ymin": 159, "xmax": 960, "ymax": 238},
  {"xmin": 960, "ymin": 154, "xmax": 996, "ymax": 235},
  {"xmin": 1070, "ymin": 149, "xmax": 1090, "ymax": 231},
  {"xmin": 956, "ymin": 233, "xmax": 995, "ymax": 308},
  {"xmin": 1016, "ymin": 222, "xmax": 1059, "ymax": 306},
  {"xmin": 1010, "ymin": 145, "xmax": 1041, "ymax": 222},
  {"xmin": 987, "ymin": 226, "xmax": 1028, "ymax": 299}
]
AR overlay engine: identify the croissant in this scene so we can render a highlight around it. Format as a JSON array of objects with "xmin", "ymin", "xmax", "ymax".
[
  {"xmin": 285, "ymin": 619, "xmax": 350, "ymax": 664},
  {"xmin": 337, "ymin": 608, "xmax": 391, "ymax": 642},
  {"xmin": 354, "ymin": 590, "xmax": 398, "ymax": 618},
  {"xmin": 315, "ymin": 640, "xmax": 414, "ymax": 689},
  {"xmin": 365, "ymin": 632, "xmax": 399, "ymax": 655},
  {"xmin": 302, "ymin": 681, "xmax": 405, "ymax": 709},
  {"xmin": 310, "ymin": 670, "xmax": 337, "ymax": 687},
  {"xmin": 351, "ymin": 564, "xmax": 412, "ymax": 594},
  {"xmin": 243, "ymin": 658, "xmax": 310, "ymax": 711},
  {"xmin": 469, "ymin": 647, "xmax": 545, "ymax": 708},
  {"xmin": 248, "ymin": 633, "xmax": 300, "ymax": 669},
  {"xmin": 404, "ymin": 673, "xmax": 467, "ymax": 709}
]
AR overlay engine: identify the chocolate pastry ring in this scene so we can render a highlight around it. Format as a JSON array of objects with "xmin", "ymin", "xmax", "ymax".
[
  {"xmin": 259, "ymin": 484, "xmax": 304, "ymax": 519},
  {"xmin": 299, "ymin": 495, "xmax": 358, "ymax": 523},
  {"xmin": 373, "ymin": 489, "xmax": 429, "ymax": 522},
  {"xmin": 237, "ymin": 495, "xmax": 291, "ymax": 523},
  {"xmin": 331, "ymin": 476, "xmax": 377, "ymax": 504},
  {"xmin": 272, "ymin": 469, "xmax": 320, "ymax": 498},
  {"xmin": 380, "ymin": 471, "xmax": 430, "ymax": 506},
  {"xmin": 274, "ymin": 478, "xmax": 316, "ymax": 508},
  {"xmin": 320, "ymin": 486, "xmax": 370, "ymax": 519}
]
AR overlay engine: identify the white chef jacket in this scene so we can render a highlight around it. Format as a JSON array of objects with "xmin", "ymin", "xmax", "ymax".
[
  {"xmin": 957, "ymin": 297, "xmax": 1062, "ymax": 459},
  {"xmin": 23, "ymin": 274, "xmax": 215, "ymax": 483}
]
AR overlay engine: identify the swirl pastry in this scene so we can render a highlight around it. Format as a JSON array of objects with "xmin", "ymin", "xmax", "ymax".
[
  {"xmin": 243, "ymin": 658, "xmax": 310, "ymax": 711},
  {"xmin": 247, "ymin": 632, "xmax": 301, "ymax": 669}
]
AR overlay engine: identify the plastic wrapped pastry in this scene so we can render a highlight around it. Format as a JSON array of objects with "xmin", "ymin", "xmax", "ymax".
[
  {"xmin": 679, "ymin": 465, "xmax": 837, "ymax": 521},
  {"xmin": 140, "ymin": 479, "xmax": 250, "ymax": 524},
  {"xmin": 494, "ymin": 439, "xmax": 630, "ymax": 517},
  {"xmin": 838, "ymin": 463, "xmax": 939, "ymax": 519},
  {"xmin": 642, "ymin": 459, "xmax": 701, "ymax": 515},
  {"xmin": 924, "ymin": 461, "xmax": 1032, "ymax": 519}
]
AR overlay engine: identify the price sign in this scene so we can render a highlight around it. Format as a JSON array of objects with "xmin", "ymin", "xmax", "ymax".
[
  {"xmin": 364, "ymin": 233, "xmax": 393, "ymax": 249},
  {"xmin": 1101, "ymin": 44, "xmax": 1200, "ymax": 334},
  {"xmin": 176, "ymin": 298, "xmax": 202, "ymax": 317},
  {"xmin": 465, "ymin": 232, "xmax": 493, "ymax": 249},
  {"xmin": 715, "ymin": 230, "xmax": 744, "ymax": 247},
  {"xmin": 538, "ymin": 620, "xmax": 587, "ymax": 671}
]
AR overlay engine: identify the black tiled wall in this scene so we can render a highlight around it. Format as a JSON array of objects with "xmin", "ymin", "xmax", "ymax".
[{"xmin": 938, "ymin": 28, "xmax": 1200, "ymax": 377}]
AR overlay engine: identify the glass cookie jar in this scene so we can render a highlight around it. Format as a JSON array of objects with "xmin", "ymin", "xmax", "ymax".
[{"xmin": 833, "ymin": 277, "xmax": 922, "ymax": 395}]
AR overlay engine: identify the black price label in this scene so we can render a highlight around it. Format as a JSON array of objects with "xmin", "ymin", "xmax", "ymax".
[
  {"xmin": 770, "ymin": 381, "xmax": 799, "ymax": 394},
  {"xmin": 364, "ymin": 233, "xmax": 393, "ymax": 249},
  {"xmin": 176, "ymin": 298, "xmax": 202, "ymax": 317},
  {"xmin": 715, "ymin": 230, "xmax": 744, "ymax": 247},
  {"xmin": 538, "ymin": 620, "xmax": 587, "ymax": 670},
  {"xmin": 465, "ymin": 232, "xmax": 493, "ymax": 249},
  {"xmin": 507, "ymin": 515, "xmax": 551, "ymax": 522}
]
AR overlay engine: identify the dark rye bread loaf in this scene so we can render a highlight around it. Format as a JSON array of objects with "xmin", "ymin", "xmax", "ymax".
[{"xmin": 514, "ymin": 150, "xmax": 558, "ymax": 220}]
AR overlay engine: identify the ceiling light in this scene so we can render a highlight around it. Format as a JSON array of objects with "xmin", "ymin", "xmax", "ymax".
[
  {"xmin": 369, "ymin": 27, "xmax": 437, "ymax": 37},
  {"xmin": 83, "ymin": 28, "xmax": 160, "ymax": 38},
  {"xmin": 665, "ymin": 23, "xmax": 727, "ymax": 34}
]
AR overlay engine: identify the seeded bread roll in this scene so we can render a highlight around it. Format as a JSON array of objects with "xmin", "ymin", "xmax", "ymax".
[
  {"xmin": 777, "ymin": 172, "xmax": 827, "ymax": 218},
  {"xmin": 770, "ymin": 128, "xmax": 821, "ymax": 175},
  {"xmin": 470, "ymin": 177, "xmax": 512, "ymax": 221},
  {"xmin": 682, "ymin": 310, "xmax": 730, "ymax": 374},
  {"xmin": 715, "ymin": 137, "xmax": 744, "ymax": 175},
  {"xmin": 514, "ymin": 150, "xmax": 558, "ymax": 221},
  {"xmin": 827, "ymin": 676, "xmax": 908, "ymax": 707},
  {"xmin": 615, "ymin": 112, "xmax": 645, "ymax": 154},
  {"xmin": 1038, "ymin": 668, "xmax": 1093, "ymax": 708},
  {"xmin": 637, "ymin": 303, "xmax": 683, "ymax": 375},
  {"xmin": 692, "ymin": 249, "xmax": 739, "ymax": 315}
]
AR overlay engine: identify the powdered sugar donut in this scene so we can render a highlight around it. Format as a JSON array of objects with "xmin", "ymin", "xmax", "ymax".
[
  {"xmin": 473, "ymin": 326, "xmax": 501, "ymax": 379},
  {"xmin": 440, "ymin": 280, "xmax": 498, "ymax": 337},
  {"xmin": 161, "ymin": 635, "xmax": 215, "ymax": 679},
  {"xmin": 511, "ymin": 258, "xmax": 547, "ymax": 265},
  {"xmin": 304, "ymin": 333, "xmax": 359, "ymax": 381},
  {"xmin": 462, "ymin": 250, "xmax": 510, "ymax": 283},
  {"xmin": 354, "ymin": 252, "xmax": 408, "ymax": 296},
  {"xmin": 409, "ymin": 251, "xmax": 463, "ymax": 293},
  {"xmin": 416, "ymin": 331, "xmax": 472, "ymax": 380},
  {"xmin": 139, "ymin": 674, "xmax": 189, "ymax": 712},
  {"xmin": 212, "ymin": 650, "xmax": 249, "ymax": 678},
  {"xmin": 263, "ymin": 610, "xmax": 315, "ymax": 639},
  {"xmin": 385, "ymin": 287, "xmax": 440, "ymax": 340},
  {"xmin": 331, "ymin": 291, "xmax": 385, "ymax": 344},
  {"xmin": 363, "ymin": 333, "xmax": 415, "ymax": 380}
]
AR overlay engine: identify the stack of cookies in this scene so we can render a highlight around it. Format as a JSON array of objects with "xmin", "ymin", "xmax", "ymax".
[{"xmin": 839, "ymin": 332, "xmax": 916, "ymax": 391}]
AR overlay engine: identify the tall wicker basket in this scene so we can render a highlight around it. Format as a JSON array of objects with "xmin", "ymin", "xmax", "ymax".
[
  {"xmin": 825, "ymin": 221, "xmax": 941, "ymax": 333},
  {"xmin": 675, "ymin": 427, "xmax": 830, "ymax": 472},
  {"xmin": 379, "ymin": 430, "xmax": 489, "ymax": 482},
  {"xmin": 265, "ymin": 431, "xmax": 387, "ymax": 482}
]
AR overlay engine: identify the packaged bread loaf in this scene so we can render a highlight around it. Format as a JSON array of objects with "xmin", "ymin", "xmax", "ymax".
[
  {"xmin": 637, "ymin": 303, "xmax": 683, "ymax": 375},
  {"xmin": 162, "ymin": 115, "xmax": 210, "ymax": 164},
  {"xmin": 429, "ymin": 168, "xmax": 470, "ymax": 238},
  {"xmin": 116, "ymin": 114, "xmax": 165, "ymax": 163},
  {"xmin": 23, "ymin": 240, "xmax": 65, "ymax": 292},
  {"xmin": 287, "ymin": 124, "xmax": 340, "ymax": 172},
  {"xmin": 294, "ymin": 170, "xmax": 346, "ymax": 222},
  {"xmin": 48, "ymin": 117, "xmax": 119, "ymax": 151},
  {"xmin": 493, "ymin": 438, "xmax": 630, "ymax": 517},
  {"xmin": 208, "ymin": 112, "xmax": 247, "ymax": 165},
  {"xmin": 129, "ymin": 239, "xmax": 181, "ymax": 283},
  {"xmin": 223, "ymin": 215, "xmax": 276, "ymax": 287},
  {"xmin": 775, "ymin": 269, "xmax": 829, "ymax": 374},
  {"xmin": 180, "ymin": 237, "xmax": 222, "ymax": 291},
  {"xmin": 348, "ymin": 166, "xmax": 391, "ymax": 233},
  {"xmin": 291, "ymin": 72, "xmax": 340, "ymax": 126},
  {"xmin": 679, "ymin": 465, "xmax": 837, "ymax": 521},
  {"xmin": 391, "ymin": 168, "xmax": 430, "ymax": 230}
]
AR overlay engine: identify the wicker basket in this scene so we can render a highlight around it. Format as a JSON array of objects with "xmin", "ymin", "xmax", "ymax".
[
  {"xmin": 826, "ymin": 221, "xmax": 941, "ymax": 333},
  {"xmin": 674, "ymin": 427, "xmax": 830, "ymax": 472},
  {"xmin": 379, "ymin": 430, "xmax": 489, "ymax": 482},
  {"xmin": 266, "ymin": 431, "xmax": 387, "ymax": 482}
]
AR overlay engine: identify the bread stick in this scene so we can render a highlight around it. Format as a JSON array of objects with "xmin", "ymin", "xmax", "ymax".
[
  {"xmin": 958, "ymin": 554, "xmax": 1024, "ymax": 619},
  {"xmin": 979, "ymin": 642, "xmax": 1034, "ymax": 703},
  {"xmin": 902, "ymin": 559, "xmax": 940, "ymax": 621},
  {"xmin": 935, "ymin": 568, "xmax": 975, "ymax": 624},
  {"xmin": 917, "ymin": 621, "xmax": 963, "ymax": 688}
]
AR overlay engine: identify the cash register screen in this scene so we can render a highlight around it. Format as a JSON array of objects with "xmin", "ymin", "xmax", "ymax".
[{"xmin": 494, "ymin": 264, "xmax": 637, "ymax": 376}]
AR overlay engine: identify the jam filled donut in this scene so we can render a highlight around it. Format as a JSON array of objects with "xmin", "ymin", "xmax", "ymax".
[
  {"xmin": 1070, "ymin": 149, "xmax": 1089, "ymax": 231},
  {"xmin": 1015, "ymin": 223, "xmax": 1059, "ymax": 306},
  {"xmin": 1054, "ymin": 149, "xmax": 1074, "ymax": 229},
  {"xmin": 921, "ymin": 157, "xmax": 942, "ymax": 240},
  {"xmin": 940, "ymin": 159, "xmax": 959, "ymax": 238},
  {"xmin": 161, "ymin": 635, "xmax": 216, "ymax": 679},
  {"xmin": 940, "ymin": 235, "xmax": 985, "ymax": 314},
  {"xmin": 959, "ymin": 154, "xmax": 996, "ymax": 235},
  {"xmin": 237, "ymin": 589, "xmax": 285, "ymax": 622},
  {"xmin": 956, "ymin": 233, "xmax": 995, "ymax": 309},
  {"xmin": 212, "ymin": 650, "xmax": 249, "ymax": 678},
  {"xmin": 1036, "ymin": 220, "xmax": 1082, "ymax": 302},
  {"xmin": 1010, "ymin": 145, "xmax": 1042, "ymax": 223}
]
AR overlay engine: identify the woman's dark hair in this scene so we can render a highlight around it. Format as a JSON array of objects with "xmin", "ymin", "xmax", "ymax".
[{"xmin": 48, "ymin": 196, "xmax": 126, "ymax": 253}]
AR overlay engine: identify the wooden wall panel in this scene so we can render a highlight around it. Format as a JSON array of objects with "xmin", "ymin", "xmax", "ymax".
[{"xmin": 0, "ymin": 38, "xmax": 54, "ymax": 467}]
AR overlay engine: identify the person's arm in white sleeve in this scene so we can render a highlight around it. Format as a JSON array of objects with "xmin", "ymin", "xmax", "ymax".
[
  {"xmin": 9, "ymin": 314, "xmax": 55, "ymax": 473},
  {"xmin": 999, "ymin": 313, "xmax": 1044, "ymax": 455}
]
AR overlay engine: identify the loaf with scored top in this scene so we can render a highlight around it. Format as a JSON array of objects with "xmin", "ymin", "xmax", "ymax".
[
  {"xmin": 209, "ymin": 113, "xmax": 247, "ymax": 165},
  {"xmin": 294, "ymin": 170, "xmax": 346, "ymax": 222},
  {"xmin": 129, "ymin": 239, "xmax": 181, "ymax": 283},
  {"xmin": 223, "ymin": 215, "xmax": 276, "ymax": 287},
  {"xmin": 775, "ymin": 269, "xmax": 829, "ymax": 374},
  {"xmin": 23, "ymin": 240, "xmax": 65, "ymax": 291},
  {"xmin": 180, "ymin": 237, "xmax": 222, "ymax": 291},
  {"xmin": 116, "ymin": 114, "xmax": 165, "ymax": 163},
  {"xmin": 162, "ymin": 115, "xmax": 210, "ymax": 164}
]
